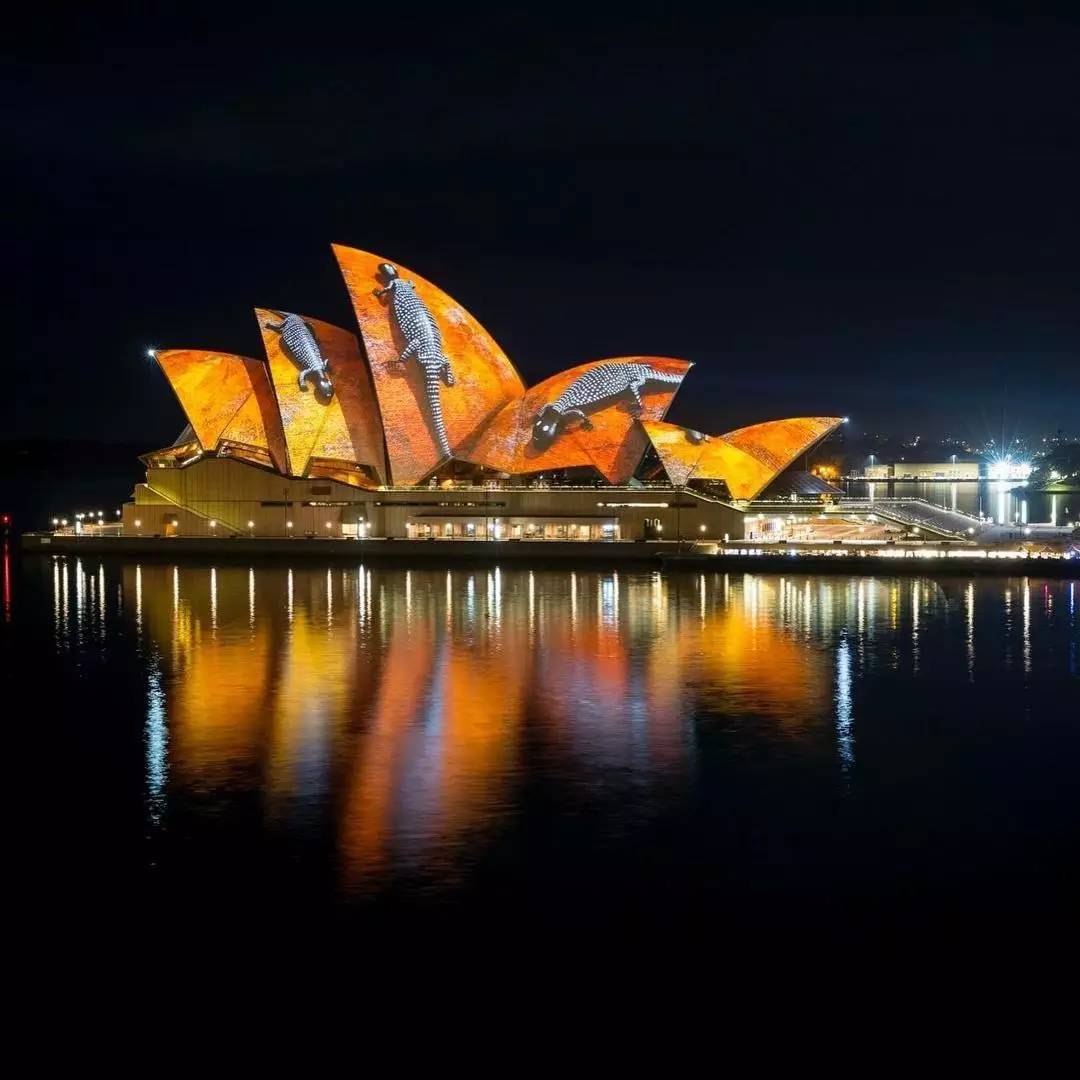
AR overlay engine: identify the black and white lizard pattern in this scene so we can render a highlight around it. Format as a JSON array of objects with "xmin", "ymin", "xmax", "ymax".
[
  {"xmin": 374, "ymin": 262, "xmax": 455, "ymax": 460},
  {"xmin": 263, "ymin": 312, "xmax": 333, "ymax": 398},
  {"xmin": 532, "ymin": 362, "xmax": 685, "ymax": 449}
]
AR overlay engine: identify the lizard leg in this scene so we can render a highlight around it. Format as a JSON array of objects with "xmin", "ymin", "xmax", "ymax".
[
  {"xmin": 564, "ymin": 408, "xmax": 593, "ymax": 431},
  {"xmin": 398, "ymin": 342, "xmax": 418, "ymax": 365},
  {"xmin": 627, "ymin": 379, "xmax": 645, "ymax": 415},
  {"xmin": 442, "ymin": 362, "xmax": 455, "ymax": 386},
  {"xmin": 263, "ymin": 321, "xmax": 284, "ymax": 333},
  {"xmin": 298, "ymin": 370, "xmax": 311, "ymax": 391}
]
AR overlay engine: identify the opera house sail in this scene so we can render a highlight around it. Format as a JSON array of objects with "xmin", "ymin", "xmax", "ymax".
[{"xmin": 120, "ymin": 244, "xmax": 842, "ymax": 543}]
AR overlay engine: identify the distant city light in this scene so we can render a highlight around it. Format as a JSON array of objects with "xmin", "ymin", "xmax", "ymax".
[{"xmin": 987, "ymin": 455, "xmax": 1032, "ymax": 481}]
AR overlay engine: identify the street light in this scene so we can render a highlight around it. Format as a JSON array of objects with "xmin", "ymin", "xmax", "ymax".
[{"xmin": 209, "ymin": 520, "xmax": 216, "ymax": 529}]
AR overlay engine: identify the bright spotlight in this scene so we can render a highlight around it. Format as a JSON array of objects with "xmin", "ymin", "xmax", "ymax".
[{"xmin": 146, "ymin": 347, "xmax": 158, "ymax": 360}]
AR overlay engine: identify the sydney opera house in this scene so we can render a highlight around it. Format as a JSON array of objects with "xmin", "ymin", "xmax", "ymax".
[{"xmin": 124, "ymin": 245, "xmax": 843, "ymax": 544}]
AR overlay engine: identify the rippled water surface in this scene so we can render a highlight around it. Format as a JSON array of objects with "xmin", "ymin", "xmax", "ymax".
[{"xmin": 6, "ymin": 550, "xmax": 1078, "ymax": 934}]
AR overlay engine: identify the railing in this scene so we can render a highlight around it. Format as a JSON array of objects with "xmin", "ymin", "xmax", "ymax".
[{"xmin": 141, "ymin": 483, "xmax": 244, "ymax": 534}]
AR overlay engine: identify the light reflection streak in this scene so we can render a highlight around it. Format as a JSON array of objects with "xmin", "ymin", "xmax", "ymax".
[
  {"xmin": 966, "ymin": 581, "xmax": 975, "ymax": 680},
  {"xmin": 835, "ymin": 635, "xmax": 853, "ymax": 768},
  {"xmin": 248, "ymin": 567, "xmax": 255, "ymax": 627},
  {"xmin": 1003, "ymin": 586, "xmax": 1012, "ymax": 668},
  {"xmin": 911, "ymin": 579, "xmax": 919, "ymax": 673},
  {"xmin": 1, "ymin": 542, "xmax": 9, "ymax": 623},
  {"xmin": 53, "ymin": 558, "xmax": 62, "ymax": 641},
  {"xmin": 210, "ymin": 567, "xmax": 217, "ymax": 632},
  {"xmin": 145, "ymin": 653, "xmax": 168, "ymax": 826},
  {"xmin": 1022, "ymin": 577, "xmax": 1031, "ymax": 674},
  {"xmin": 74, "ymin": 558, "xmax": 85, "ymax": 638},
  {"xmin": 856, "ymin": 580, "xmax": 866, "ymax": 660}
]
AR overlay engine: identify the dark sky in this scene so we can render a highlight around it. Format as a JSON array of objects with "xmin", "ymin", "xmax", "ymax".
[{"xmin": 5, "ymin": 8, "xmax": 1079, "ymax": 445}]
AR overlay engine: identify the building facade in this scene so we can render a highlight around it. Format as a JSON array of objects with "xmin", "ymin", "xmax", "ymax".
[{"xmin": 126, "ymin": 245, "xmax": 843, "ymax": 541}]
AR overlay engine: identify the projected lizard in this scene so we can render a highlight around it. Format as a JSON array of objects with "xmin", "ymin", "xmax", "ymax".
[
  {"xmin": 375, "ymin": 262, "xmax": 455, "ymax": 460},
  {"xmin": 532, "ymin": 363, "xmax": 686, "ymax": 449},
  {"xmin": 263, "ymin": 312, "xmax": 333, "ymax": 398}
]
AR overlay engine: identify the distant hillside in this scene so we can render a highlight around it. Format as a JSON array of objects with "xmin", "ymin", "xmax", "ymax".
[
  {"xmin": 1028, "ymin": 444, "xmax": 1080, "ymax": 492},
  {"xmin": 0, "ymin": 439, "xmax": 150, "ymax": 530}
]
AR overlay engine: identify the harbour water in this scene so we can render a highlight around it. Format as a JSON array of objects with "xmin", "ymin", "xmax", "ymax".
[
  {"xmin": 7, "ymin": 550, "xmax": 1078, "ymax": 939},
  {"xmin": 844, "ymin": 478, "xmax": 1076, "ymax": 526}
]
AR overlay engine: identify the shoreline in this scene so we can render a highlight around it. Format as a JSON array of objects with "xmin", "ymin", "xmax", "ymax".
[{"xmin": 18, "ymin": 532, "xmax": 1080, "ymax": 577}]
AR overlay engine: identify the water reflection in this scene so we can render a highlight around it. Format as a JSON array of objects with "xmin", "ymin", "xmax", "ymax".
[
  {"xmin": 35, "ymin": 560, "xmax": 1080, "ymax": 896},
  {"xmin": 835, "ymin": 634, "xmax": 853, "ymax": 769}
]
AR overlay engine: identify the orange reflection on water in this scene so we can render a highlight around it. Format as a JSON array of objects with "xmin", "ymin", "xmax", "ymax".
[
  {"xmin": 119, "ymin": 564, "xmax": 837, "ymax": 888},
  {"xmin": 340, "ymin": 580, "xmax": 530, "ymax": 888}
]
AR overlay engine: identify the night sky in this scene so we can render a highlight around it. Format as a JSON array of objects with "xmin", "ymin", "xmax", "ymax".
[{"xmin": 6, "ymin": 9, "xmax": 1079, "ymax": 446}]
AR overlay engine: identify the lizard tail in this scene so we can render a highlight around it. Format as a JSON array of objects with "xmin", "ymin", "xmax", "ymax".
[{"xmin": 424, "ymin": 366, "xmax": 453, "ymax": 460}]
